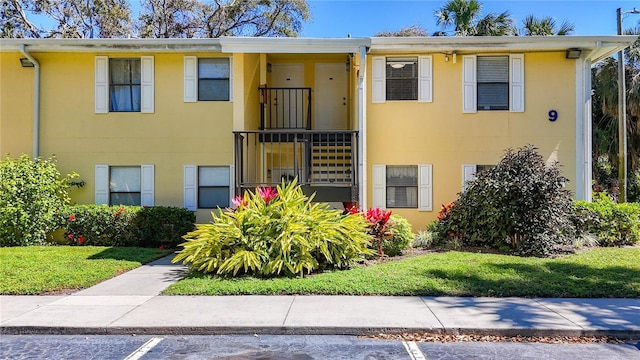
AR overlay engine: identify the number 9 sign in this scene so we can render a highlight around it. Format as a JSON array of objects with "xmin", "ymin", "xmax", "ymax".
[{"xmin": 548, "ymin": 110, "xmax": 558, "ymax": 122}]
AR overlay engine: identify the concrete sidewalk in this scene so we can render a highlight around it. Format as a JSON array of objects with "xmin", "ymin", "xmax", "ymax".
[{"xmin": 1, "ymin": 255, "xmax": 639, "ymax": 338}]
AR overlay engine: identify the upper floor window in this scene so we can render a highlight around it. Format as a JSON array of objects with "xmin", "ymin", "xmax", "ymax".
[
  {"xmin": 198, "ymin": 58, "xmax": 230, "ymax": 101},
  {"xmin": 477, "ymin": 56, "xmax": 509, "ymax": 110},
  {"xmin": 386, "ymin": 57, "xmax": 418, "ymax": 101},
  {"xmin": 110, "ymin": 59, "xmax": 141, "ymax": 112}
]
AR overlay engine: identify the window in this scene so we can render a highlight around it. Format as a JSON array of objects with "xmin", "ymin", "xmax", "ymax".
[
  {"xmin": 183, "ymin": 165, "xmax": 233, "ymax": 210},
  {"xmin": 477, "ymin": 56, "xmax": 508, "ymax": 110},
  {"xmin": 198, "ymin": 166, "xmax": 230, "ymax": 208},
  {"xmin": 462, "ymin": 54, "xmax": 524, "ymax": 113},
  {"xmin": 386, "ymin": 165, "xmax": 418, "ymax": 208},
  {"xmin": 110, "ymin": 166, "xmax": 141, "ymax": 205},
  {"xmin": 184, "ymin": 57, "xmax": 233, "ymax": 102},
  {"xmin": 95, "ymin": 56, "xmax": 154, "ymax": 113},
  {"xmin": 372, "ymin": 164, "xmax": 432, "ymax": 211},
  {"xmin": 198, "ymin": 59, "xmax": 230, "ymax": 101},
  {"xmin": 386, "ymin": 57, "xmax": 418, "ymax": 101},
  {"xmin": 462, "ymin": 164, "xmax": 494, "ymax": 191},
  {"xmin": 95, "ymin": 164, "xmax": 154, "ymax": 206},
  {"xmin": 109, "ymin": 59, "xmax": 141, "ymax": 112},
  {"xmin": 371, "ymin": 56, "xmax": 432, "ymax": 103}
]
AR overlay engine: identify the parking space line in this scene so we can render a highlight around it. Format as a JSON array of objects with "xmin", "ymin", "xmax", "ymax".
[
  {"xmin": 123, "ymin": 337, "xmax": 164, "ymax": 360},
  {"xmin": 403, "ymin": 341, "xmax": 426, "ymax": 360}
]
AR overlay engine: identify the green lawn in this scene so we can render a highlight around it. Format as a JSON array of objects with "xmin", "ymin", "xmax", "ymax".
[
  {"xmin": 164, "ymin": 247, "xmax": 640, "ymax": 298},
  {"xmin": 0, "ymin": 246, "xmax": 171, "ymax": 295}
]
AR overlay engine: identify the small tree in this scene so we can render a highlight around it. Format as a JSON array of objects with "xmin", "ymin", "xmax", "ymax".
[
  {"xmin": 0, "ymin": 154, "xmax": 77, "ymax": 246},
  {"xmin": 435, "ymin": 145, "xmax": 575, "ymax": 256}
]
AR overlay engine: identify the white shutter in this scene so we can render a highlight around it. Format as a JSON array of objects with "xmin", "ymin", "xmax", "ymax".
[
  {"xmin": 184, "ymin": 165, "xmax": 197, "ymax": 211},
  {"xmin": 228, "ymin": 165, "xmax": 235, "ymax": 207},
  {"xmin": 371, "ymin": 56, "xmax": 386, "ymax": 104},
  {"xmin": 418, "ymin": 164, "xmax": 433, "ymax": 211},
  {"xmin": 95, "ymin": 56, "xmax": 109, "ymax": 113},
  {"xmin": 228, "ymin": 57, "xmax": 234, "ymax": 102},
  {"xmin": 372, "ymin": 164, "xmax": 386, "ymax": 209},
  {"xmin": 462, "ymin": 164, "xmax": 477, "ymax": 191},
  {"xmin": 140, "ymin": 56, "xmax": 154, "ymax": 113},
  {"xmin": 418, "ymin": 56, "xmax": 433, "ymax": 103},
  {"xmin": 462, "ymin": 55, "xmax": 477, "ymax": 113},
  {"xmin": 95, "ymin": 164, "xmax": 109, "ymax": 205},
  {"xmin": 184, "ymin": 56, "xmax": 197, "ymax": 102},
  {"xmin": 140, "ymin": 164, "xmax": 155, "ymax": 206},
  {"xmin": 510, "ymin": 54, "xmax": 525, "ymax": 112}
]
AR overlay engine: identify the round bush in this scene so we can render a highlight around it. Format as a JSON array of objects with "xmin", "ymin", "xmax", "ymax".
[{"xmin": 385, "ymin": 214, "xmax": 414, "ymax": 256}]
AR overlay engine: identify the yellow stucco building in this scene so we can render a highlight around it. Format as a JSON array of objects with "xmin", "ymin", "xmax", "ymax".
[{"xmin": 0, "ymin": 36, "xmax": 633, "ymax": 229}]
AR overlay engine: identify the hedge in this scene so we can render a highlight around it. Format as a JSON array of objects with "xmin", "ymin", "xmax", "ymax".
[{"xmin": 574, "ymin": 194, "xmax": 640, "ymax": 246}]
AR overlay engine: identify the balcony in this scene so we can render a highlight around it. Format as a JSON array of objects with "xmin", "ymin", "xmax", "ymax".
[
  {"xmin": 260, "ymin": 86, "xmax": 312, "ymax": 130},
  {"xmin": 233, "ymin": 130, "xmax": 358, "ymax": 202}
]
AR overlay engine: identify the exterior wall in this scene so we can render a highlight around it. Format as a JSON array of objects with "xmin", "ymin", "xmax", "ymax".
[
  {"xmin": 0, "ymin": 51, "xmax": 35, "ymax": 156},
  {"xmin": 8, "ymin": 51, "xmax": 234, "ymax": 223},
  {"xmin": 366, "ymin": 52, "xmax": 577, "ymax": 230}
]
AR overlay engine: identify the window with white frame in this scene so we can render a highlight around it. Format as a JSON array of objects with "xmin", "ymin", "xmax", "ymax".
[
  {"xmin": 198, "ymin": 166, "xmax": 231, "ymax": 208},
  {"xmin": 462, "ymin": 54, "xmax": 524, "ymax": 113},
  {"xmin": 94, "ymin": 164, "xmax": 155, "ymax": 206},
  {"xmin": 183, "ymin": 165, "xmax": 234, "ymax": 211},
  {"xmin": 462, "ymin": 164, "xmax": 494, "ymax": 191},
  {"xmin": 109, "ymin": 59, "xmax": 141, "ymax": 112},
  {"xmin": 184, "ymin": 56, "xmax": 233, "ymax": 102},
  {"xmin": 372, "ymin": 164, "xmax": 432, "ymax": 211},
  {"xmin": 95, "ymin": 56, "xmax": 154, "ymax": 114},
  {"xmin": 372, "ymin": 56, "xmax": 432, "ymax": 103}
]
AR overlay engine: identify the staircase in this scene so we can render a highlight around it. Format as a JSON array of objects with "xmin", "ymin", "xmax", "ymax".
[{"xmin": 309, "ymin": 133, "xmax": 353, "ymax": 184}]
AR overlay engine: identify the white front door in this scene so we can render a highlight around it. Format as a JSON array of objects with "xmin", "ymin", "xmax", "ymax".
[
  {"xmin": 315, "ymin": 63, "xmax": 348, "ymax": 130},
  {"xmin": 270, "ymin": 64, "xmax": 305, "ymax": 129}
]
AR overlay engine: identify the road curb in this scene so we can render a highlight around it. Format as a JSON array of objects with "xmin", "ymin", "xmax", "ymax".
[{"xmin": 2, "ymin": 326, "xmax": 639, "ymax": 340}]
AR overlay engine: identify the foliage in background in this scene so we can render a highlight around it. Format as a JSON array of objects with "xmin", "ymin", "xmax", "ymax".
[
  {"xmin": 435, "ymin": 145, "xmax": 576, "ymax": 256},
  {"xmin": 574, "ymin": 192, "xmax": 640, "ymax": 246},
  {"xmin": 173, "ymin": 180, "xmax": 372, "ymax": 277},
  {"xmin": 62, "ymin": 205, "xmax": 194, "ymax": 248},
  {"xmin": 0, "ymin": 154, "xmax": 77, "ymax": 246}
]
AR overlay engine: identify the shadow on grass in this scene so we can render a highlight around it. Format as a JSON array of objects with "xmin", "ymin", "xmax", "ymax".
[
  {"xmin": 421, "ymin": 261, "xmax": 640, "ymax": 298},
  {"xmin": 87, "ymin": 247, "xmax": 172, "ymax": 263}
]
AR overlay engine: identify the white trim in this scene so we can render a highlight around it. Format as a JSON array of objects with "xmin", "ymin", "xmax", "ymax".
[
  {"xmin": 462, "ymin": 164, "xmax": 477, "ymax": 191},
  {"xmin": 509, "ymin": 54, "xmax": 525, "ymax": 112},
  {"xmin": 372, "ymin": 164, "xmax": 386, "ymax": 209},
  {"xmin": 229, "ymin": 165, "xmax": 235, "ymax": 204},
  {"xmin": 418, "ymin": 164, "xmax": 433, "ymax": 211},
  {"xmin": 140, "ymin": 56, "xmax": 154, "ymax": 113},
  {"xmin": 228, "ymin": 57, "xmax": 234, "ymax": 102},
  {"xmin": 95, "ymin": 164, "xmax": 109, "ymax": 205},
  {"xmin": 140, "ymin": 164, "xmax": 155, "ymax": 206},
  {"xmin": 184, "ymin": 56, "xmax": 197, "ymax": 102},
  {"xmin": 183, "ymin": 165, "xmax": 197, "ymax": 211},
  {"xmin": 95, "ymin": 56, "xmax": 109, "ymax": 113},
  {"xmin": 371, "ymin": 56, "xmax": 386, "ymax": 104},
  {"xmin": 575, "ymin": 58, "xmax": 592, "ymax": 201},
  {"xmin": 462, "ymin": 55, "xmax": 477, "ymax": 113},
  {"xmin": 418, "ymin": 56, "xmax": 433, "ymax": 103},
  {"xmin": 359, "ymin": 45, "xmax": 368, "ymax": 209}
]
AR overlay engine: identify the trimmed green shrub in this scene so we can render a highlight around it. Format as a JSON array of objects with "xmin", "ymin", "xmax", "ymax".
[
  {"xmin": 0, "ymin": 155, "xmax": 77, "ymax": 246},
  {"xmin": 62, "ymin": 205, "xmax": 139, "ymax": 246},
  {"xmin": 435, "ymin": 145, "xmax": 576, "ymax": 256},
  {"xmin": 62, "ymin": 205, "xmax": 195, "ymax": 248},
  {"xmin": 574, "ymin": 193, "xmax": 640, "ymax": 246},
  {"xmin": 134, "ymin": 206, "xmax": 195, "ymax": 248},
  {"xmin": 384, "ymin": 214, "xmax": 413, "ymax": 256},
  {"xmin": 173, "ymin": 180, "xmax": 373, "ymax": 277}
]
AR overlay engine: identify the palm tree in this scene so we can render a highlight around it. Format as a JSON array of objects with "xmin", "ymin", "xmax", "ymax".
[
  {"xmin": 519, "ymin": 15, "xmax": 574, "ymax": 36},
  {"xmin": 434, "ymin": 0, "xmax": 514, "ymax": 36}
]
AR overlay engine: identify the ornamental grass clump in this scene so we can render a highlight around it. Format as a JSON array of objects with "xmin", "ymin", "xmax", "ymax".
[{"xmin": 173, "ymin": 179, "xmax": 372, "ymax": 277}]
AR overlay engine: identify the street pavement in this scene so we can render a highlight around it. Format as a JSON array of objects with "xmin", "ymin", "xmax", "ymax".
[{"xmin": 1, "ymin": 255, "xmax": 639, "ymax": 339}]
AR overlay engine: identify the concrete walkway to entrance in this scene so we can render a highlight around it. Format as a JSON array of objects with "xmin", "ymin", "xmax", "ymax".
[{"xmin": 1, "ymin": 255, "xmax": 639, "ymax": 338}]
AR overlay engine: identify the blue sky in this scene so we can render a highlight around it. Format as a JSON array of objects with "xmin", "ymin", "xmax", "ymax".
[{"xmin": 301, "ymin": 0, "xmax": 640, "ymax": 37}]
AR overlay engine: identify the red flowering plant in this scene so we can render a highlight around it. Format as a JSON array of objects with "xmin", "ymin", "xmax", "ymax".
[{"xmin": 363, "ymin": 208, "xmax": 392, "ymax": 258}]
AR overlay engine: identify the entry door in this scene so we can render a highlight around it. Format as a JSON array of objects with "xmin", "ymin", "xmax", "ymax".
[
  {"xmin": 315, "ymin": 63, "xmax": 348, "ymax": 130},
  {"xmin": 270, "ymin": 64, "xmax": 305, "ymax": 128}
]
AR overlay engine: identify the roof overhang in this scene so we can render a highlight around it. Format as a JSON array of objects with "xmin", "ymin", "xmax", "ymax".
[
  {"xmin": 370, "ymin": 35, "xmax": 637, "ymax": 63},
  {"xmin": 219, "ymin": 37, "xmax": 370, "ymax": 53}
]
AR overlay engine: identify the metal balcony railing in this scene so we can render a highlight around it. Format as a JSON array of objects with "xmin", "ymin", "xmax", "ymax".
[
  {"xmin": 233, "ymin": 130, "xmax": 358, "ymax": 195},
  {"xmin": 259, "ymin": 86, "xmax": 312, "ymax": 130}
]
